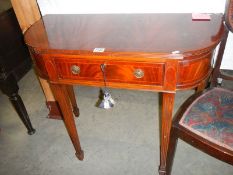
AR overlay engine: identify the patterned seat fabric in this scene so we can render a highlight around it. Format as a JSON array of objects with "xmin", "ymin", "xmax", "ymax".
[{"xmin": 180, "ymin": 88, "xmax": 233, "ymax": 151}]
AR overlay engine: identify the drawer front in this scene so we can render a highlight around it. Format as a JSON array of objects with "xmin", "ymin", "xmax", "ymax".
[
  {"xmin": 177, "ymin": 55, "xmax": 211, "ymax": 88},
  {"xmin": 54, "ymin": 58, "xmax": 164, "ymax": 86},
  {"xmin": 55, "ymin": 59, "xmax": 103, "ymax": 81},
  {"xmin": 104, "ymin": 61, "xmax": 164, "ymax": 85}
]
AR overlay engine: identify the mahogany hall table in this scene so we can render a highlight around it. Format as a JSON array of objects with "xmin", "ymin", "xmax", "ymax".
[{"xmin": 24, "ymin": 14, "xmax": 224, "ymax": 175}]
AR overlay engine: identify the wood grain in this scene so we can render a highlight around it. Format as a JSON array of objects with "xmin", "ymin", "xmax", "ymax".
[
  {"xmin": 11, "ymin": 0, "xmax": 40, "ymax": 33},
  {"xmin": 24, "ymin": 13, "xmax": 224, "ymax": 174},
  {"xmin": 11, "ymin": 0, "xmax": 56, "ymax": 102},
  {"xmin": 50, "ymin": 83, "xmax": 83, "ymax": 160},
  {"xmin": 54, "ymin": 58, "xmax": 165, "ymax": 86},
  {"xmin": 159, "ymin": 92, "xmax": 175, "ymax": 175},
  {"xmin": 25, "ymin": 14, "xmax": 224, "ymax": 56}
]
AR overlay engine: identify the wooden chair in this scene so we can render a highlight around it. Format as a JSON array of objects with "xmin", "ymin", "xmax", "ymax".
[
  {"xmin": 165, "ymin": 1, "xmax": 233, "ymax": 174},
  {"xmin": 211, "ymin": 0, "xmax": 233, "ymax": 87}
]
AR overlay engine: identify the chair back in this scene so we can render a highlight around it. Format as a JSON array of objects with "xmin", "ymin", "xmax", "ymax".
[
  {"xmin": 211, "ymin": 0, "xmax": 233, "ymax": 87},
  {"xmin": 225, "ymin": 0, "xmax": 233, "ymax": 32}
]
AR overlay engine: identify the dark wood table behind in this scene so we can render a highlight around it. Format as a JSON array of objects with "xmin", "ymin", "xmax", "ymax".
[{"xmin": 0, "ymin": 8, "xmax": 35, "ymax": 135}]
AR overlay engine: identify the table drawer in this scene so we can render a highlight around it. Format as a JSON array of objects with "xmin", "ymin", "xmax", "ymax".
[{"xmin": 54, "ymin": 59, "xmax": 164, "ymax": 86}]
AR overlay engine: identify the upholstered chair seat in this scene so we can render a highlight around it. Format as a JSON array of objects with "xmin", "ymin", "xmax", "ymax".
[
  {"xmin": 179, "ymin": 88, "xmax": 233, "ymax": 151},
  {"xmin": 165, "ymin": 1, "xmax": 233, "ymax": 174}
]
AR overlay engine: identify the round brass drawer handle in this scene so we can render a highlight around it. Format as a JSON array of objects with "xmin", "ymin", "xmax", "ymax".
[
  {"xmin": 134, "ymin": 69, "xmax": 144, "ymax": 78},
  {"xmin": 71, "ymin": 65, "xmax": 80, "ymax": 75}
]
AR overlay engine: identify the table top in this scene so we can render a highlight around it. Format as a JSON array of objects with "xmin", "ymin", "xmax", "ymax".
[
  {"xmin": 24, "ymin": 13, "xmax": 224, "ymax": 58},
  {"xmin": 23, "ymin": 14, "xmax": 226, "ymax": 171}
]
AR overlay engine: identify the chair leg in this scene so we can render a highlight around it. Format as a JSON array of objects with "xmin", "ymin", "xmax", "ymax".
[{"xmin": 166, "ymin": 127, "xmax": 178, "ymax": 175}]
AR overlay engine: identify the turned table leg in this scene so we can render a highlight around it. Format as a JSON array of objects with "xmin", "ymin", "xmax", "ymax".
[
  {"xmin": 0, "ymin": 75, "xmax": 35, "ymax": 135},
  {"xmin": 50, "ymin": 83, "xmax": 84, "ymax": 160},
  {"xmin": 159, "ymin": 92, "xmax": 175, "ymax": 175},
  {"xmin": 66, "ymin": 85, "xmax": 79, "ymax": 117},
  {"xmin": 9, "ymin": 93, "xmax": 36, "ymax": 135}
]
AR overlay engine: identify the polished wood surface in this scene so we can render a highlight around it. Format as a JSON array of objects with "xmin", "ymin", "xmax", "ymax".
[
  {"xmin": 159, "ymin": 92, "xmax": 175, "ymax": 175},
  {"xmin": 25, "ymin": 14, "xmax": 223, "ymax": 55},
  {"xmin": 11, "ymin": 0, "xmax": 60, "ymax": 119},
  {"xmin": 25, "ymin": 14, "xmax": 224, "ymax": 90},
  {"xmin": 212, "ymin": 0, "xmax": 233, "ymax": 86},
  {"xmin": 166, "ymin": 79, "xmax": 233, "ymax": 175},
  {"xmin": 165, "ymin": 0, "xmax": 233, "ymax": 172},
  {"xmin": 24, "ymin": 13, "xmax": 224, "ymax": 175},
  {"xmin": 165, "ymin": 2, "xmax": 233, "ymax": 173},
  {"xmin": 225, "ymin": 0, "xmax": 233, "ymax": 31},
  {"xmin": 67, "ymin": 85, "xmax": 80, "ymax": 117},
  {"xmin": 49, "ymin": 84, "xmax": 83, "ymax": 160},
  {"xmin": 11, "ymin": 0, "xmax": 40, "ymax": 33},
  {"xmin": 0, "ymin": 8, "xmax": 35, "ymax": 135}
]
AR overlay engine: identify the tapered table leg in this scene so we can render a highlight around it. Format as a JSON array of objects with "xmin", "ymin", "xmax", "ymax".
[
  {"xmin": 159, "ymin": 92, "xmax": 175, "ymax": 175},
  {"xmin": 50, "ymin": 83, "xmax": 84, "ymax": 160},
  {"xmin": 66, "ymin": 85, "xmax": 79, "ymax": 117},
  {"xmin": 165, "ymin": 127, "xmax": 179, "ymax": 175}
]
